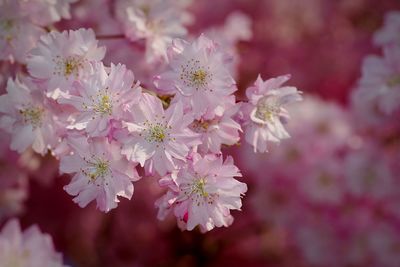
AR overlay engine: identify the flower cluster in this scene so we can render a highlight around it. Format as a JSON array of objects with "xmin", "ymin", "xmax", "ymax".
[
  {"xmin": 1, "ymin": 1, "xmax": 398, "ymax": 266},
  {"xmin": 0, "ymin": 0, "xmax": 301, "ymax": 235}
]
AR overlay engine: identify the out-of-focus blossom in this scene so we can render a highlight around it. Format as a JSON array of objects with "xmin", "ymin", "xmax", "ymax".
[
  {"xmin": 344, "ymin": 147, "xmax": 395, "ymax": 200},
  {"xmin": 115, "ymin": 0, "xmax": 189, "ymax": 63},
  {"xmin": 204, "ymin": 11, "xmax": 252, "ymax": 78},
  {"xmin": 0, "ymin": 1, "xmax": 45, "ymax": 63},
  {"xmin": 27, "ymin": 28, "xmax": 106, "ymax": 97},
  {"xmin": 0, "ymin": 165, "xmax": 28, "ymax": 221},
  {"xmin": 60, "ymin": 137, "xmax": 140, "ymax": 212},
  {"xmin": 242, "ymin": 74, "xmax": 302, "ymax": 153},
  {"xmin": 19, "ymin": 0, "xmax": 77, "ymax": 26},
  {"xmin": 0, "ymin": 219, "xmax": 68, "ymax": 266},
  {"xmin": 354, "ymin": 45, "xmax": 400, "ymax": 116},
  {"xmin": 156, "ymin": 153, "xmax": 247, "ymax": 232},
  {"xmin": 0, "ymin": 78, "xmax": 58, "ymax": 155},
  {"xmin": 58, "ymin": 62, "xmax": 141, "ymax": 137},
  {"xmin": 154, "ymin": 34, "xmax": 237, "ymax": 117},
  {"xmin": 374, "ymin": 11, "xmax": 400, "ymax": 47},
  {"xmin": 119, "ymin": 93, "xmax": 200, "ymax": 176}
]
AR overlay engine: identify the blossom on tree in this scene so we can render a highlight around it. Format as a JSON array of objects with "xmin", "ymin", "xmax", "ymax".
[
  {"xmin": 0, "ymin": 219, "xmax": 67, "ymax": 267},
  {"xmin": 355, "ymin": 45, "xmax": 400, "ymax": 116},
  {"xmin": 115, "ymin": 0, "xmax": 189, "ymax": 63},
  {"xmin": 156, "ymin": 153, "xmax": 247, "ymax": 232},
  {"xmin": 242, "ymin": 74, "xmax": 302, "ymax": 153},
  {"xmin": 119, "ymin": 93, "xmax": 200, "ymax": 176},
  {"xmin": 373, "ymin": 11, "xmax": 400, "ymax": 47},
  {"xmin": 19, "ymin": 0, "xmax": 77, "ymax": 26},
  {"xmin": 154, "ymin": 34, "xmax": 237, "ymax": 117},
  {"xmin": 189, "ymin": 97, "xmax": 242, "ymax": 153},
  {"xmin": 0, "ymin": 1, "xmax": 46, "ymax": 63},
  {"xmin": 60, "ymin": 137, "xmax": 140, "ymax": 213},
  {"xmin": 58, "ymin": 62, "xmax": 141, "ymax": 137},
  {"xmin": 27, "ymin": 28, "xmax": 106, "ymax": 96},
  {"xmin": 0, "ymin": 78, "xmax": 58, "ymax": 155}
]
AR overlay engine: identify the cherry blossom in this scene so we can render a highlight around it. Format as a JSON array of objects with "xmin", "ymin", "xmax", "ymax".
[
  {"xmin": 242, "ymin": 74, "xmax": 302, "ymax": 153},
  {"xmin": 156, "ymin": 153, "xmax": 247, "ymax": 232},
  {"xmin": 373, "ymin": 11, "xmax": 400, "ymax": 47},
  {"xmin": 189, "ymin": 97, "xmax": 241, "ymax": 153},
  {"xmin": 119, "ymin": 93, "xmax": 200, "ymax": 176},
  {"xmin": 58, "ymin": 62, "xmax": 141, "ymax": 137},
  {"xmin": 115, "ymin": 0, "xmax": 188, "ymax": 63},
  {"xmin": 60, "ymin": 137, "xmax": 140, "ymax": 212},
  {"xmin": 0, "ymin": 1, "xmax": 46, "ymax": 63},
  {"xmin": 154, "ymin": 34, "xmax": 237, "ymax": 117},
  {"xmin": 0, "ymin": 219, "xmax": 67, "ymax": 267},
  {"xmin": 355, "ymin": 45, "xmax": 400, "ymax": 115},
  {"xmin": 27, "ymin": 28, "xmax": 106, "ymax": 97},
  {"xmin": 0, "ymin": 78, "xmax": 58, "ymax": 155}
]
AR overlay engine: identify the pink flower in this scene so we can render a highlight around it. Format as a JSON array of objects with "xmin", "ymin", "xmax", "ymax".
[
  {"xmin": 0, "ymin": 1, "xmax": 45, "ymax": 63},
  {"xmin": 344, "ymin": 147, "xmax": 395, "ymax": 200},
  {"xmin": 115, "ymin": 0, "xmax": 188, "ymax": 63},
  {"xmin": 0, "ymin": 219, "xmax": 67, "ymax": 267},
  {"xmin": 119, "ymin": 93, "xmax": 200, "ymax": 176},
  {"xmin": 0, "ymin": 78, "xmax": 58, "ymax": 155},
  {"xmin": 58, "ymin": 63, "xmax": 141, "ymax": 137},
  {"xmin": 189, "ymin": 97, "xmax": 242, "ymax": 153},
  {"xmin": 60, "ymin": 137, "xmax": 140, "ymax": 213},
  {"xmin": 355, "ymin": 45, "xmax": 400, "ymax": 115},
  {"xmin": 156, "ymin": 153, "xmax": 247, "ymax": 232},
  {"xmin": 27, "ymin": 28, "xmax": 106, "ymax": 96},
  {"xmin": 154, "ymin": 34, "xmax": 237, "ymax": 118},
  {"xmin": 242, "ymin": 74, "xmax": 302, "ymax": 153},
  {"xmin": 19, "ymin": 0, "xmax": 77, "ymax": 26},
  {"xmin": 373, "ymin": 11, "xmax": 400, "ymax": 47}
]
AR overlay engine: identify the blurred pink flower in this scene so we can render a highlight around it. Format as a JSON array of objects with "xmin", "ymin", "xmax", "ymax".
[
  {"xmin": 0, "ymin": 1, "xmax": 45, "ymax": 63},
  {"xmin": 0, "ymin": 219, "xmax": 67, "ymax": 266},
  {"xmin": 115, "ymin": 0, "xmax": 188, "ymax": 63},
  {"xmin": 374, "ymin": 11, "xmax": 400, "ymax": 47}
]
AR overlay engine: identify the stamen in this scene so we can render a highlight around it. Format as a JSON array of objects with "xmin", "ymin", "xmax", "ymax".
[
  {"xmin": 386, "ymin": 75, "xmax": 400, "ymax": 87},
  {"xmin": 19, "ymin": 106, "xmax": 44, "ymax": 128},
  {"xmin": 142, "ymin": 119, "xmax": 172, "ymax": 144},
  {"xmin": 82, "ymin": 156, "xmax": 111, "ymax": 184},
  {"xmin": 180, "ymin": 59, "xmax": 213, "ymax": 90},
  {"xmin": 53, "ymin": 55, "xmax": 85, "ymax": 78},
  {"xmin": 255, "ymin": 96, "xmax": 280, "ymax": 122}
]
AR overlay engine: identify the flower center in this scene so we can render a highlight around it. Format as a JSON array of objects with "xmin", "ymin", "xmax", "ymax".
[
  {"xmin": 0, "ymin": 19, "xmax": 14, "ymax": 42},
  {"xmin": 142, "ymin": 119, "xmax": 172, "ymax": 144},
  {"xmin": 82, "ymin": 156, "xmax": 111, "ymax": 184},
  {"xmin": 190, "ymin": 119, "xmax": 211, "ymax": 133},
  {"xmin": 53, "ymin": 55, "xmax": 85, "ymax": 78},
  {"xmin": 82, "ymin": 87, "xmax": 115, "ymax": 117},
  {"xmin": 180, "ymin": 59, "xmax": 213, "ymax": 90},
  {"xmin": 19, "ymin": 106, "xmax": 44, "ymax": 128},
  {"xmin": 318, "ymin": 173, "xmax": 333, "ymax": 187},
  {"xmin": 94, "ymin": 94, "xmax": 113, "ymax": 115},
  {"xmin": 255, "ymin": 96, "xmax": 280, "ymax": 122},
  {"xmin": 192, "ymin": 178, "xmax": 209, "ymax": 197},
  {"xmin": 386, "ymin": 74, "xmax": 400, "ymax": 88},
  {"xmin": 147, "ymin": 124, "xmax": 166, "ymax": 143}
]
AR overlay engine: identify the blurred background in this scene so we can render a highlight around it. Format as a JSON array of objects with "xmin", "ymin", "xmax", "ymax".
[{"xmin": 1, "ymin": 0, "xmax": 400, "ymax": 266}]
